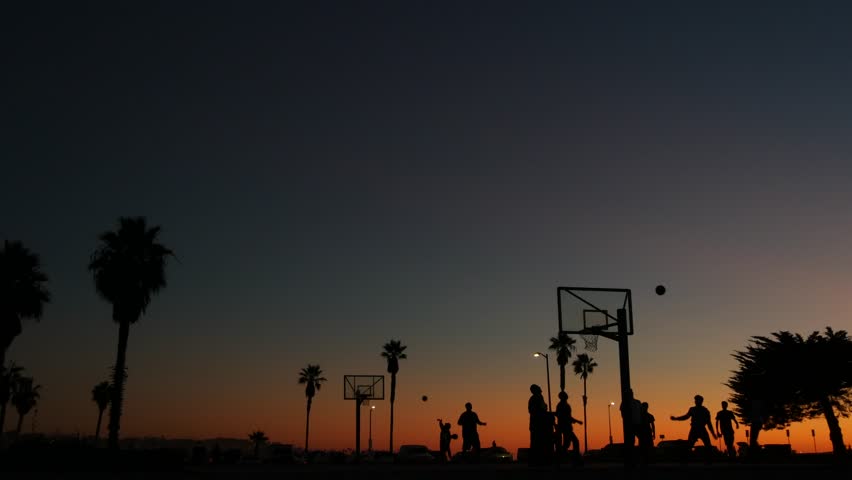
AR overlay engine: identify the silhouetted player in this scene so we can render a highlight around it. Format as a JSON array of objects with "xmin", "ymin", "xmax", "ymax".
[
  {"xmin": 555, "ymin": 391, "xmax": 583, "ymax": 465},
  {"xmin": 715, "ymin": 401, "xmax": 739, "ymax": 458},
  {"xmin": 437, "ymin": 418, "xmax": 457, "ymax": 461},
  {"xmin": 527, "ymin": 384, "xmax": 552, "ymax": 466},
  {"xmin": 671, "ymin": 394, "xmax": 717, "ymax": 461},
  {"xmin": 620, "ymin": 388, "xmax": 643, "ymax": 448},
  {"xmin": 458, "ymin": 402, "xmax": 486, "ymax": 453},
  {"xmin": 637, "ymin": 402, "xmax": 656, "ymax": 465}
]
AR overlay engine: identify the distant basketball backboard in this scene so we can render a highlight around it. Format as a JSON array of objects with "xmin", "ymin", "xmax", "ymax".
[
  {"xmin": 344, "ymin": 375, "xmax": 385, "ymax": 401},
  {"xmin": 557, "ymin": 287, "xmax": 633, "ymax": 339}
]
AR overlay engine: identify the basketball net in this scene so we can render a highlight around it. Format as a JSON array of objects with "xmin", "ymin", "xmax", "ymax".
[{"xmin": 581, "ymin": 332, "xmax": 599, "ymax": 352}]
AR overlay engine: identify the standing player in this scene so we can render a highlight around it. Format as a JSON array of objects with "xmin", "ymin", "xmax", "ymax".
[
  {"xmin": 670, "ymin": 394, "xmax": 717, "ymax": 462},
  {"xmin": 715, "ymin": 401, "xmax": 739, "ymax": 458},
  {"xmin": 555, "ymin": 391, "xmax": 583, "ymax": 465},
  {"xmin": 457, "ymin": 402, "xmax": 486, "ymax": 454}
]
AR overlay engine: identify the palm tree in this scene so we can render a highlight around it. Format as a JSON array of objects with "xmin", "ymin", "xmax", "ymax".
[
  {"xmin": 381, "ymin": 339, "xmax": 407, "ymax": 453},
  {"xmin": 0, "ymin": 362, "xmax": 23, "ymax": 441},
  {"xmin": 1, "ymin": 240, "xmax": 51, "ymax": 371},
  {"xmin": 88, "ymin": 216, "xmax": 174, "ymax": 450},
  {"xmin": 91, "ymin": 381, "xmax": 111, "ymax": 444},
  {"xmin": 548, "ymin": 332, "xmax": 577, "ymax": 393},
  {"xmin": 298, "ymin": 364, "xmax": 326, "ymax": 454},
  {"xmin": 11, "ymin": 376, "xmax": 40, "ymax": 438},
  {"xmin": 248, "ymin": 430, "xmax": 269, "ymax": 458},
  {"xmin": 572, "ymin": 353, "xmax": 598, "ymax": 454}
]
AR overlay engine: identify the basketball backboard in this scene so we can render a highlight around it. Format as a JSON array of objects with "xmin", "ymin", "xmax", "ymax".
[
  {"xmin": 344, "ymin": 375, "xmax": 385, "ymax": 401},
  {"xmin": 557, "ymin": 287, "xmax": 633, "ymax": 339}
]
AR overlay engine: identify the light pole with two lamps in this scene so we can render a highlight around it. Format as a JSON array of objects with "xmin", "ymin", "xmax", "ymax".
[
  {"xmin": 608, "ymin": 401, "xmax": 615, "ymax": 445},
  {"xmin": 533, "ymin": 352, "xmax": 552, "ymax": 411}
]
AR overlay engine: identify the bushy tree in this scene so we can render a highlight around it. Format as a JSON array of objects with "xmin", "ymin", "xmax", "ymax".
[{"xmin": 727, "ymin": 327, "xmax": 852, "ymax": 454}]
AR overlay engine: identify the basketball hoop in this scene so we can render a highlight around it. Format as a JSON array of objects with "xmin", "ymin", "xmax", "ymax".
[{"xmin": 581, "ymin": 332, "xmax": 599, "ymax": 352}]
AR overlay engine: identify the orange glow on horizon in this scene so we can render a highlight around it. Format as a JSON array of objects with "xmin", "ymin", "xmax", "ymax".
[{"xmin": 33, "ymin": 382, "xmax": 849, "ymax": 456}]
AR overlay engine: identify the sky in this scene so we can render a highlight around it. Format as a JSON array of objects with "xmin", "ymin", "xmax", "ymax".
[{"xmin": 2, "ymin": 1, "xmax": 852, "ymax": 456}]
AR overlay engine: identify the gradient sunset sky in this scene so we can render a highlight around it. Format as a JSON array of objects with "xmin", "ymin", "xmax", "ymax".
[{"xmin": 3, "ymin": 1, "xmax": 852, "ymax": 456}]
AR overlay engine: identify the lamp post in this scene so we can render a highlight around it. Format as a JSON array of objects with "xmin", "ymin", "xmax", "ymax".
[
  {"xmin": 369, "ymin": 405, "xmax": 375, "ymax": 452},
  {"xmin": 608, "ymin": 402, "xmax": 615, "ymax": 445},
  {"xmin": 533, "ymin": 352, "xmax": 552, "ymax": 411}
]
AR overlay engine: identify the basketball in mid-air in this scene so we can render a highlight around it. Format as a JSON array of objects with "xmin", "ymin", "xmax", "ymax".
[
  {"xmin": 655, "ymin": 285, "xmax": 666, "ymax": 296},
  {"xmin": 421, "ymin": 395, "xmax": 428, "ymax": 402}
]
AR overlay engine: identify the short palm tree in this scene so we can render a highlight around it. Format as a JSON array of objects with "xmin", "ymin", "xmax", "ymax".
[
  {"xmin": 11, "ymin": 376, "xmax": 40, "ymax": 437},
  {"xmin": 91, "ymin": 381, "xmax": 111, "ymax": 443},
  {"xmin": 88, "ymin": 216, "xmax": 174, "ymax": 450},
  {"xmin": 381, "ymin": 339, "xmax": 407, "ymax": 453},
  {"xmin": 1, "ymin": 240, "xmax": 51, "ymax": 372},
  {"xmin": 298, "ymin": 364, "xmax": 326, "ymax": 454},
  {"xmin": 248, "ymin": 430, "xmax": 269, "ymax": 458},
  {"xmin": 572, "ymin": 353, "xmax": 598, "ymax": 454},
  {"xmin": 0, "ymin": 362, "xmax": 23, "ymax": 441},
  {"xmin": 548, "ymin": 332, "xmax": 577, "ymax": 393}
]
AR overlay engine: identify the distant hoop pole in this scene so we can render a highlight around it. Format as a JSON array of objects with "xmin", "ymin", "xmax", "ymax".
[
  {"xmin": 343, "ymin": 376, "xmax": 384, "ymax": 462},
  {"xmin": 355, "ymin": 392, "xmax": 367, "ymax": 460},
  {"xmin": 616, "ymin": 308, "xmax": 634, "ymax": 469}
]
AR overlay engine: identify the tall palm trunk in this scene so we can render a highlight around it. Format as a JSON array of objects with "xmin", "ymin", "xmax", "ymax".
[
  {"xmin": 108, "ymin": 319, "xmax": 130, "ymax": 450},
  {"xmin": 2, "ymin": 329, "xmax": 13, "ymax": 441},
  {"xmin": 389, "ymin": 373, "xmax": 396, "ymax": 452},
  {"xmin": 0, "ymin": 392, "xmax": 8, "ymax": 441},
  {"xmin": 819, "ymin": 396, "xmax": 846, "ymax": 454},
  {"xmin": 559, "ymin": 365, "xmax": 566, "ymax": 393},
  {"xmin": 582, "ymin": 378, "xmax": 589, "ymax": 454},
  {"xmin": 1, "ymin": 317, "xmax": 21, "ymax": 375},
  {"xmin": 0, "ymin": 401, "xmax": 7, "ymax": 440},
  {"xmin": 15, "ymin": 411, "xmax": 25, "ymax": 437},
  {"xmin": 305, "ymin": 396, "xmax": 312, "ymax": 453},
  {"xmin": 95, "ymin": 407, "xmax": 105, "ymax": 443}
]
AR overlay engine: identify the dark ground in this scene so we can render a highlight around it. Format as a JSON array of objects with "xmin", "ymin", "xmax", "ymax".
[{"xmin": 4, "ymin": 462, "xmax": 851, "ymax": 480}]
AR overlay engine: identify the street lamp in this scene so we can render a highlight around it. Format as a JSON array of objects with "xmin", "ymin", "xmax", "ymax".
[
  {"xmin": 533, "ymin": 352, "xmax": 552, "ymax": 411},
  {"xmin": 608, "ymin": 402, "xmax": 615, "ymax": 445},
  {"xmin": 369, "ymin": 405, "xmax": 375, "ymax": 452}
]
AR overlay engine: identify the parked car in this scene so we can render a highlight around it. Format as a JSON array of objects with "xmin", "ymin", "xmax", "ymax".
[
  {"xmin": 761, "ymin": 444, "xmax": 793, "ymax": 459},
  {"xmin": 584, "ymin": 442, "xmax": 625, "ymax": 462},
  {"xmin": 483, "ymin": 446, "xmax": 514, "ymax": 463},
  {"xmin": 451, "ymin": 446, "xmax": 513, "ymax": 464},
  {"xmin": 692, "ymin": 445, "xmax": 722, "ymax": 460},
  {"xmin": 655, "ymin": 439, "xmax": 691, "ymax": 461},
  {"xmin": 396, "ymin": 445, "xmax": 436, "ymax": 464}
]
